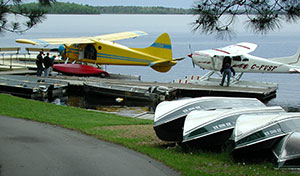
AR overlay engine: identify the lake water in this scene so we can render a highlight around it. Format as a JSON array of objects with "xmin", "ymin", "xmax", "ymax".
[{"xmin": 1, "ymin": 14, "xmax": 300, "ymax": 110}]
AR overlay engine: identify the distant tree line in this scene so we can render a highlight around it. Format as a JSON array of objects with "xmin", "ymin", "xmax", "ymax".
[
  {"xmin": 98, "ymin": 6, "xmax": 192, "ymax": 14},
  {"xmin": 16, "ymin": 2, "xmax": 192, "ymax": 14}
]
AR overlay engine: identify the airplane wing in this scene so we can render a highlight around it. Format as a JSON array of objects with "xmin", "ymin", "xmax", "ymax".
[
  {"xmin": 16, "ymin": 30, "xmax": 148, "ymax": 46},
  {"xmin": 199, "ymin": 42, "xmax": 257, "ymax": 57},
  {"xmin": 92, "ymin": 30, "xmax": 148, "ymax": 41}
]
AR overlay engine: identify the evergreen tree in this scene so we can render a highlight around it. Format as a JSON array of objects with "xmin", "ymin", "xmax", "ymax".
[
  {"xmin": 0, "ymin": 0, "xmax": 56, "ymax": 33},
  {"xmin": 192, "ymin": 0, "xmax": 300, "ymax": 39}
]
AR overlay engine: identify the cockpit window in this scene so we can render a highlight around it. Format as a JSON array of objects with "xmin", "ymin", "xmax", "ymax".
[
  {"xmin": 84, "ymin": 44, "xmax": 97, "ymax": 60},
  {"xmin": 232, "ymin": 56, "xmax": 241, "ymax": 61}
]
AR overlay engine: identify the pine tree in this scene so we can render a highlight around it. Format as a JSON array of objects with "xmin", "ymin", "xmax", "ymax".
[
  {"xmin": 0, "ymin": 0, "xmax": 56, "ymax": 33},
  {"xmin": 192, "ymin": 0, "xmax": 300, "ymax": 39}
]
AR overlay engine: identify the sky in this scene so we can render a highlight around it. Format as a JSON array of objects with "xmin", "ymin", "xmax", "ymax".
[{"xmin": 56, "ymin": 0, "xmax": 196, "ymax": 9}]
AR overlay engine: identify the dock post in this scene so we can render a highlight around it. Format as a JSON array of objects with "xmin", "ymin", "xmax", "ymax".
[{"xmin": 10, "ymin": 55, "xmax": 12, "ymax": 69}]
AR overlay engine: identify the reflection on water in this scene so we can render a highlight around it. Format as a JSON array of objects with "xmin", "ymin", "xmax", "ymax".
[
  {"xmin": 59, "ymin": 93, "xmax": 300, "ymax": 116},
  {"xmin": 66, "ymin": 96, "xmax": 86, "ymax": 108},
  {"xmin": 64, "ymin": 95, "xmax": 151, "ymax": 117},
  {"xmin": 96, "ymin": 106, "xmax": 149, "ymax": 117}
]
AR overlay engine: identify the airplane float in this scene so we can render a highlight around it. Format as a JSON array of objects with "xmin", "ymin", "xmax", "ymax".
[
  {"xmin": 188, "ymin": 42, "xmax": 300, "ymax": 82},
  {"xmin": 16, "ymin": 31, "xmax": 182, "ymax": 76}
]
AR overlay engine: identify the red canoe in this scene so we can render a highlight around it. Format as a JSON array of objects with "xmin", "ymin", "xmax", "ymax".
[{"xmin": 53, "ymin": 64, "xmax": 109, "ymax": 77}]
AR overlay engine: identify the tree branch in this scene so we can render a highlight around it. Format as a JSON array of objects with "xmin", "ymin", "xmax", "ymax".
[{"xmin": 193, "ymin": 0, "xmax": 300, "ymax": 39}]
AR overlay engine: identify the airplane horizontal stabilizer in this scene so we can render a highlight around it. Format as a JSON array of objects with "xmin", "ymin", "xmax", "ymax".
[
  {"xmin": 289, "ymin": 68, "xmax": 300, "ymax": 73},
  {"xmin": 173, "ymin": 57, "xmax": 185, "ymax": 61},
  {"xmin": 271, "ymin": 46, "xmax": 300, "ymax": 67},
  {"xmin": 150, "ymin": 60, "xmax": 177, "ymax": 67},
  {"xmin": 149, "ymin": 59, "xmax": 177, "ymax": 72}
]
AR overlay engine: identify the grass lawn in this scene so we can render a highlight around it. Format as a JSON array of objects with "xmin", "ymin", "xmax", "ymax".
[{"xmin": 0, "ymin": 93, "xmax": 298, "ymax": 176}]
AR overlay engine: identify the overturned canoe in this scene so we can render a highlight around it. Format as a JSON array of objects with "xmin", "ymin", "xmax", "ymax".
[
  {"xmin": 183, "ymin": 106, "xmax": 285, "ymax": 148},
  {"xmin": 273, "ymin": 131, "xmax": 300, "ymax": 168},
  {"xmin": 154, "ymin": 97, "xmax": 266, "ymax": 142},
  {"xmin": 232, "ymin": 113, "xmax": 300, "ymax": 153}
]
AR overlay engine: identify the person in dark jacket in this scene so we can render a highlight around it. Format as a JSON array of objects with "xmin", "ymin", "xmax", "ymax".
[
  {"xmin": 36, "ymin": 51, "xmax": 44, "ymax": 76},
  {"xmin": 220, "ymin": 56, "xmax": 235, "ymax": 86},
  {"xmin": 43, "ymin": 53, "xmax": 51, "ymax": 77}
]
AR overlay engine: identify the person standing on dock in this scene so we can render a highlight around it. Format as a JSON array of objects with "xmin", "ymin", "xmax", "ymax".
[
  {"xmin": 49, "ymin": 55, "xmax": 56, "ymax": 76},
  {"xmin": 36, "ymin": 51, "xmax": 44, "ymax": 76},
  {"xmin": 43, "ymin": 53, "xmax": 51, "ymax": 77},
  {"xmin": 220, "ymin": 56, "xmax": 235, "ymax": 87}
]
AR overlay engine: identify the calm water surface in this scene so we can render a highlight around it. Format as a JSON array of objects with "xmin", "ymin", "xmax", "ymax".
[{"xmin": 1, "ymin": 15, "xmax": 300, "ymax": 110}]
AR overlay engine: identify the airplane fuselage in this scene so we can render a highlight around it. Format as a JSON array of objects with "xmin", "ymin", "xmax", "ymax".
[
  {"xmin": 64, "ymin": 41, "xmax": 154, "ymax": 66},
  {"xmin": 191, "ymin": 51, "xmax": 299, "ymax": 73}
]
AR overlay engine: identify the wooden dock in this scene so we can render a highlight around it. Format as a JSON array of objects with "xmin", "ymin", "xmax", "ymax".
[
  {"xmin": 0, "ymin": 75, "xmax": 68, "ymax": 100},
  {"xmin": 0, "ymin": 74, "xmax": 277, "ymax": 107},
  {"xmin": 50, "ymin": 75, "xmax": 277, "ymax": 103},
  {"xmin": 0, "ymin": 52, "xmax": 275, "ymax": 103}
]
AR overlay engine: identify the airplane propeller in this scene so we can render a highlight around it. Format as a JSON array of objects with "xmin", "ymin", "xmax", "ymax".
[
  {"xmin": 58, "ymin": 44, "xmax": 67, "ymax": 60},
  {"xmin": 188, "ymin": 44, "xmax": 195, "ymax": 68},
  {"xmin": 48, "ymin": 45, "xmax": 65, "ymax": 59}
]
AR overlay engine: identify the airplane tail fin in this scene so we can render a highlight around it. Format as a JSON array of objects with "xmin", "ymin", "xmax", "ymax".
[
  {"xmin": 271, "ymin": 46, "xmax": 300, "ymax": 66},
  {"xmin": 132, "ymin": 33, "xmax": 175, "ymax": 72}
]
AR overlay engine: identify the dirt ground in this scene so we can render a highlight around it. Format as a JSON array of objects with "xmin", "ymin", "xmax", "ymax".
[{"xmin": 100, "ymin": 124, "xmax": 172, "ymax": 146}]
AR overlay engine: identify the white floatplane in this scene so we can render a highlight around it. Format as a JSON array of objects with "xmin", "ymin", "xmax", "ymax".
[{"xmin": 187, "ymin": 42, "xmax": 300, "ymax": 84}]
